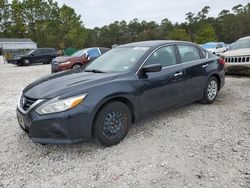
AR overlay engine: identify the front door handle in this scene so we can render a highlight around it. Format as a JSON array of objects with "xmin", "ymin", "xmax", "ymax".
[
  {"xmin": 202, "ymin": 64, "xmax": 208, "ymax": 68},
  {"xmin": 174, "ymin": 72, "xmax": 183, "ymax": 77}
]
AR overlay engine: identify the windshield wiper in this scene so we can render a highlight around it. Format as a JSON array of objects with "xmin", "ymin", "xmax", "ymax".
[{"xmin": 84, "ymin": 69, "xmax": 105, "ymax": 73}]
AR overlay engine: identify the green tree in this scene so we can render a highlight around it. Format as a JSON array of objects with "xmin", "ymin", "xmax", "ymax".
[
  {"xmin": 169, "ymin": 28, "xmax": 190, "ymax": 41},
  {"xmin": 195, "ymin": 24, "xmax": 217, "ymax": 44}
]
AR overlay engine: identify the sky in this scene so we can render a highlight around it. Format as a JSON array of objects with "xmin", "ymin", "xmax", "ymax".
[{"xmin": 56, "ymin": 0, "xmax": 248, "ymax": 28}]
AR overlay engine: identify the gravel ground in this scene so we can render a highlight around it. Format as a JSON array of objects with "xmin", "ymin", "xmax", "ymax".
[{"xmin": 0, "ymin": 63, "xmax": 250, "ymax": 188}]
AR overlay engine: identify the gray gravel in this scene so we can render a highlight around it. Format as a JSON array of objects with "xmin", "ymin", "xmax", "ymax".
[{"xmin": 0, "ymin": 63, "xmax": 250, "ymax": 188}]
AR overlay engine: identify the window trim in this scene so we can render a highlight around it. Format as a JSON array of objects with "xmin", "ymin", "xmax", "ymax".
[{"xmin": 136, "ymin": 43, "xmax": 209, "ymax": 76}]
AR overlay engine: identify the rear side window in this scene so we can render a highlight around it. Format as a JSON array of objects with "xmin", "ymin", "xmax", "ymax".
[
  {"xmin": 178, "ymin": 45, "xmax": 201, "ymax": 63},
  {"xmin": 87, "ymin": 48, "xmax": 100, "ymax": 58},
  {"xmin": 144, "ymin": 46, "xmax": 177, "ymax": 68},
  {"xmin": 42, "ymin": 49, "xmax": 53, "ymax": 54}
]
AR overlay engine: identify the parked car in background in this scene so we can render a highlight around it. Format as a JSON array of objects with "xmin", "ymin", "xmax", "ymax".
[
  {"xmin": 8, "ymin": 48, "xmax": 57, "ymax": 66},
  {"xmin": 221, "ymin": 36, "xmax": 250, "ymax": 75},
  {"xmin": 51, "ymin": 47, "xmax": 110, "ymax": 73},
  {"xmin": 17, "ymin": 40, "xmax": 225, "ymax": 146},
  {"xmin": 201, "ymin": 42, "xmax": 227, "ymax": 55}
]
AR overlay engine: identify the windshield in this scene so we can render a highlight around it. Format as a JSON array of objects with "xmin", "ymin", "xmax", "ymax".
[
  {"xmin": 26, "ymin": 50, "xmax": 35, "ymax": 55},
  {"xmin": 230, "ymin": 38, "xmax": 250, "ymax": 50},
  {"xmin": 85, "ymin": 47, "xmax": 150, "ymax": 73},
  {"xmin": 71, "ymin": 49, "xmax": 87, "ymax": 57}
]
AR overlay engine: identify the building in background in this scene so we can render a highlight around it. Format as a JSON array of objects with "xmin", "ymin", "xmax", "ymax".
[{"xmin": 0, "ymin": 38, "xmax": 37, "ymax": 61}]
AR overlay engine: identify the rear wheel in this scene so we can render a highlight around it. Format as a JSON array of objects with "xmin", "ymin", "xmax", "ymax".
[
  {"xmin": 201, "ymin": 76, "xmax": 219, "ymax": 104},
  {"xmin": 93, "ymin": 101, "xmax": 131, "ymax": 147}
]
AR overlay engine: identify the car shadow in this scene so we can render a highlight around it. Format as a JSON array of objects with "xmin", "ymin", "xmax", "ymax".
[{"xmin": 23, "ymin": 102, "xmax": 205, "ymax": 156}]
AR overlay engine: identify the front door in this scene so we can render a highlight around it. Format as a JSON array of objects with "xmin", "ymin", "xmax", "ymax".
[{"xmin": 137, "ymin": 45, "xmax": 185, "ymax": 116}]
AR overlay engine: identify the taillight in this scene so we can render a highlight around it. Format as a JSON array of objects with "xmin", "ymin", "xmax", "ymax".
[{"xmin": 219, "ymin": 57, "xmax": 225, "ymax": 66}]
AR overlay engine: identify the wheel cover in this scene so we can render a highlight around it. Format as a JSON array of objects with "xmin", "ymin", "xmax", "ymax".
[
  {"xmin": 103, "ymin": 111, "xmax": 125, "ymax": 138},
  {"xmin": 207, "ymin": 80, "xmax": 218, "ymax": 101},
  {"xmin": 24, "ymin": 59, "xmax": 29, "ymax": 64},
  {"xmin": 73, "ymin": 64, "xmax": 81, "ymax": 70}
]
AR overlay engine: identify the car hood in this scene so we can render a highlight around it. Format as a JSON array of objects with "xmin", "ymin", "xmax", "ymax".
[
  {"xmin": 23, "ymin": 70, "xmax": 119, "ymax": 99},
  {"xmin": 53, "ymin": 56, "xmax": 71, "ymax": 62},
  {"xmin": 223, "ymin": 48, "xmax": 250, "ymax": 57}
]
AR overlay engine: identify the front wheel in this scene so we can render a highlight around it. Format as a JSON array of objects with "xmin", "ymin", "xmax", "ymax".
[
  {"xmin": 23, "ymin": 59, "xmax": 31, "ymax": 66},
  {"xmin": 72, "ymin": 64, "xmax": 82, "ymax": 70},
  {"xmin": 93, "ymin": 101, "xmax": 131, "ymax": 147},
  {"xmin": 201, "ymin": 76, "xmax": 219, "ymax": 104}
]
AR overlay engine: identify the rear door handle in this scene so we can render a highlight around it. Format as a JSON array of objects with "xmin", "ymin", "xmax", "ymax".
[
  {"xmin": 202, "ymin": 64, "xmax": 208, "ymax": 68},
  {"xmin": 174, "ymin": 72, "xmax": 183, "ymax": 77}
]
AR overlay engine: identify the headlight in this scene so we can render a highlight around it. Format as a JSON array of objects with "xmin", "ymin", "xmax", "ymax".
[
  {"xmin": 17, "ymin": 92, "xmax": 23, "ymax": 108},
  {"xmin": 36, "ymin": 94, "xmax": 87, "ymax": 115},
  {"xmin": 61, "ymin": 61, "xmax": 71, "ymax": 65}
]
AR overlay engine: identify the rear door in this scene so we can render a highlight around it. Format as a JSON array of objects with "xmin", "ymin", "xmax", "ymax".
[
  {"xmin": 138, "ymin": 45, "xmax": 185, "ymax": 115},
  {"xmin": 176, "ymin": 44, "xmax": 209, "ymax": 102},
  {"xmin": 41, "ymin": 49, "xmax": 53, "ymax": 63}
]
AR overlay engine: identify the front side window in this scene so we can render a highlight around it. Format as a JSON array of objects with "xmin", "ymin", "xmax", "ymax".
[
  {"xmin": 178, "ymin": 45, "xmax": 201, "ymax": 63},
  {"xmin": 32, "ymin": 50, "xmax": 42, "ymax": 55},
  {"xmin": 217, "ymin": 44, "xmax": 222, "ymax": 48},
  {"xmin": 144, "ymin": 46, "xmax": 177, "ymax": 68},
  {"xmin": 87, "ymin": 48, "xmax": 100, "ymax": 58}
]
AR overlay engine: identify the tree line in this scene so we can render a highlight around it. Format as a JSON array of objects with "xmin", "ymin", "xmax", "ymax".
[{"xmin": 1, "ymin": 0, "xmax": 250, "ymax": 49}]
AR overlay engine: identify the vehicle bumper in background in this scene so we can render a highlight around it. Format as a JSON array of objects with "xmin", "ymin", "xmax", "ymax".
[
  {"xmin": 8, "ymin": 59, "xmax": 20, "ymax": 65},
  {"xmin": 16, "ymin": 104, "xmax": 94, "ymax": 144},
  {"xmin": 51, "ymin": 62, "xmax": 71, "ymax": 73},
  {"xmin": 225, "ymin": 63, "xmax": 250, "ymax": 75}
]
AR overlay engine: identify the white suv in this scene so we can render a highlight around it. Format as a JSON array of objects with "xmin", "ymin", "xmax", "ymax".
[{"xmin": 222, "ymin": 36, "xmax": 250, "ymax": 75}]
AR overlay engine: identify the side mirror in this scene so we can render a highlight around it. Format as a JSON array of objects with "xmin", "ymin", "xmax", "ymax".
[{"xmin": 142, "ymin": 64, "xmax": 162, "ymax": 73}]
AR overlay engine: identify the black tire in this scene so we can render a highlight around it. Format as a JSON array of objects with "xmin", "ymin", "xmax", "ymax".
[
  {"xmin": 43, "ymin": 59, "xmax": 51, "ymax": 64},
  {"xmin": 93, "ymin": 101, "xmax": 131, "ymax": 147},
  {"xmin": 22, "ymin": 58, "xmax": 31, "ymax": 66},
  {"xmin": 201, "ymin": 76, "xmax": 219, "ymax": 104}
]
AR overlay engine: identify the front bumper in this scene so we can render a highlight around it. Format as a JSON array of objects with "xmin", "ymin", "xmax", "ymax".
[
  {"xmin": 8, "ymin": 59, "xmax": 21, "ymax": 65},
  {"xmin": 16, "ymin": 104, "xmax": 94, "ymax": 144},
  {"xmin": 51, "ymin": 62, "xmax": 71, "ymax": 73},
  {"xmin": 225, "ymin": 63, "xmax": 250, "ymax": 75}
]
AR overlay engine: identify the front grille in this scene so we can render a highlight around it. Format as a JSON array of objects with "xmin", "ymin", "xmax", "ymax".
[
  {"xmin": 22, "ymin": 96, "xmax": 38, "ymax": 111},
  {"xmin": 225, "ymin": 56, "xmax": 250, "ymax": 63}
]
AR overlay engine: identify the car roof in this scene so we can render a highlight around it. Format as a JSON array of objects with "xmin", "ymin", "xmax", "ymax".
[
  {"xmin": 118, "ymin": 40, "xmax": 195, "ymax": 48},
  {"xmin": 36, "ymin": 48, "xmax": 56, "ymax": 50},
  {"xmin": 204, "ymin": 42, "xmax": 224, "ymax": 45},
  {"xmin": 84, "ymin": 47, "xmax": 110, "ymax": 51}
]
